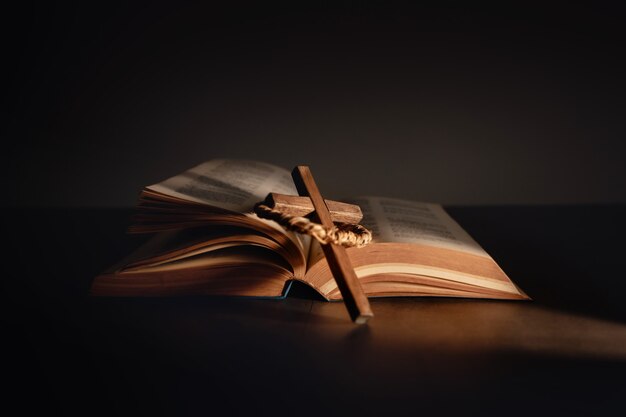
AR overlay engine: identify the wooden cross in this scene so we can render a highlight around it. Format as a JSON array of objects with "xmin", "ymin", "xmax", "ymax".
[{"xmin": 264, "ymin": 166, "xmax": 374, "ymax": 324}]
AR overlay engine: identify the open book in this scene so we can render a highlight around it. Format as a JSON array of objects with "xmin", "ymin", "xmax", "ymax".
[{"xmin": 92, "ymin": 159, "xmax": 529, "ymax": 301}]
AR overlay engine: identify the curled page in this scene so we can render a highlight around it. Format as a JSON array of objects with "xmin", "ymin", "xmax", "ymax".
[{"xmin": 147, "ymin": 159, "xmax": 298, "ymax": 213}]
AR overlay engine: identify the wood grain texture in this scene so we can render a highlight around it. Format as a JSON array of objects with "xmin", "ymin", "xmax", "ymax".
[
  {"xmin": 265, "ymin": 193, "xmax": 363, "ymax": 224},
  {"xmin": 291, "ymin": 166, "xmax": 374, "ymax": 323}
]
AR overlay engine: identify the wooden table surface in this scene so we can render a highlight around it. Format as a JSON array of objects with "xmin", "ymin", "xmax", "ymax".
[{"xmin": 3, "ymin": 206, "xmax": 626, "ymax": 416}]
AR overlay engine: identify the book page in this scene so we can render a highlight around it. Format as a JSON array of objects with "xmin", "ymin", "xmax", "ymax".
[
  {"xmin": 147, "ymin": 159, "xmax": 297, "ymax": 213},
  {"xmin": 306, "ymin": 196, "xmax": 490, "ymax": 271},
  {"xmin": 345, "ymin": 196, "xmax": 489, "ymax": 257}
]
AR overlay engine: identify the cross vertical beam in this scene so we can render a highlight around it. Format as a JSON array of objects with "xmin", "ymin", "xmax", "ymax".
[{"xmin": 292, "ymin": 166, "xmax": 374, "ymax": 324}]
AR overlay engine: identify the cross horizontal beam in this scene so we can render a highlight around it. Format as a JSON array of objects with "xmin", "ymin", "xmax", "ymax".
[{"xmin": 262, "ymin": 192, "xmax": 363, "ymax": 224}]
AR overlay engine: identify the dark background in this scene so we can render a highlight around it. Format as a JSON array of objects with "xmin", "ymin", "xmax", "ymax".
[
  {"xmin": 3, "ymin": 3, "xmax": 626, "ymax": 416},
  {"xmin": 4, "ymin": 1, "xmax": 626, "ymax": 207}
]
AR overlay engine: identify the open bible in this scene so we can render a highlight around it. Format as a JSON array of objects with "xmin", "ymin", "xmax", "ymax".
[{"xmin": 92, "ymin": 159, "xmax": 529, "ymax": 301}]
